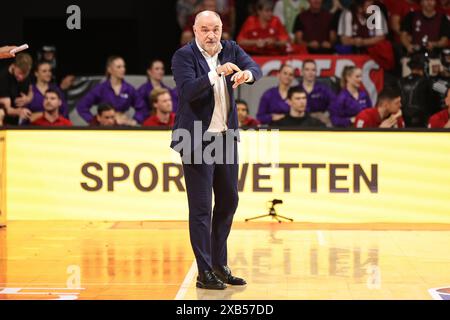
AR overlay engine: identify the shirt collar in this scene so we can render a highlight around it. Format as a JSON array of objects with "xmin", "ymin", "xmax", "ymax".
[
  {"xmin": 195, "ymin": 39, "xmax": 223, "ymax": 58},
  {"xmin": 106, "ymin": 78, "xmax": 128, "ymax": 93},
  {"xmin": 44, "ymin": 114, "xmax": 63, "ymax": 124}
]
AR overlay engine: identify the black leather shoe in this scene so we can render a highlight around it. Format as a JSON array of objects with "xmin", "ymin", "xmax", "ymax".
[
  {"xmin": 196, "ymin": 270, "xmax": 227, "ymax": 290},
  {"xmin": 213, "ymin": 266, "xmax": 247, "ymax": 286}
]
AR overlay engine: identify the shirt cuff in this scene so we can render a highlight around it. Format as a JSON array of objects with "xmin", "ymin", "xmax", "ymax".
[
  {"xmin": 208, "ymin": 70, "xmax": 220, "ymax": 85},
  {"xmin": 244, "ymin": 70, "xmax": 254, "ymax": 83}
]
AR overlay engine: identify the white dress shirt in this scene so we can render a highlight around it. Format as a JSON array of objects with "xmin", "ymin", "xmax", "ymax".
[{"xmin": 196, "ymin": 40, "xmax": 253, "ymax": 133}]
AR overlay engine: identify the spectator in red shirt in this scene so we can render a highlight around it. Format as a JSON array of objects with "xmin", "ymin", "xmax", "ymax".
[
  {"xmin": 237, "ymin": 0, "xmax": 290, "ymax": 55},
  {"xmin": 31, "ymin": 89, "xmax": 72, "ymax": 126},
  {"xmin": 397, "ymin": 0, "xmax": 422, "ymax": 18},
  {"xmin": 380, "ymin": 0, "xmax": 398, "ymax": 14},
  {"xmin": 428, "ymin": 88, "xmax": 450, "ymax": 128},
  {"xmin": 237, "ymin": 99, "xmax": 260, "ymax": 128},
  {"xmin": 293, "ymin": 0, "xmax": 337, "ymax": 54},
  {"xmin": 438, "ymin": 0, "xmax": 450, "ymax": 17},
  {"xmin": 390, "ymin": 0, "xmax": 421, "ymax": 42},
  {"xmin": 143, "ymin": 88, "xmax": 175, "ymax": 127},
  {"xmin": 400, "ymin": 0, "xmax": 449, "ymax": 55},
  {"xmin": 89, "ymin": 104, "xmax": 118, "ymax": 127},
  {"xmin": 437, "ymin": 0, "xmax": 450, "ymax": 46},
  {"xmin": 355, "ymin": 87, "xmax": 405, "ymax": 128}
]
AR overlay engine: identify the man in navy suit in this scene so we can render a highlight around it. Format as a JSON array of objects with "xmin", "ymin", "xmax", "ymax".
[{"xmin": 171, "ymin": 10, "xmax": 262, "ymax": 290}]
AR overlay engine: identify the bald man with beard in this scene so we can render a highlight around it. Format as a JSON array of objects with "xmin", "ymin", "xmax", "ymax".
[{"xmin": 170, "ymin": 10, "xmax": 262, "ymax": 290}]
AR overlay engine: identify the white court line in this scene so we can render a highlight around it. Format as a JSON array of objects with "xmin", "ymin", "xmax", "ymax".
[
  {"xmin": 316, "ymin": 230, "xmax": 326, "ymax": 246},
  {"xmin": 0, "ymin": 282, "xmax": 181, "ymax": 286},
  {"xmin": 0, "ymin": 288, "xmax": 85, "ymax": 292},
  {"xmin": 175, "ymin": 261, "xmax": 197, "ymax": 300},
  {"xmin": 0, "ymin": 287, "xmax": 84, "ymax": 301},
  {"xmin": 0, "ymin": 292, "xmax": 81, "ymax": 295}
]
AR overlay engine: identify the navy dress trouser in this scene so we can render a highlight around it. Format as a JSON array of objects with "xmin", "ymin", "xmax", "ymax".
[{"xmin": 181, "ymin": 137, "xmax": 239, "ymax": 272}]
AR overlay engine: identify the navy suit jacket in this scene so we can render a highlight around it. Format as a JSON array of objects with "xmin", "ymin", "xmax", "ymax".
[{"xmin": 170, "ymin": 40, "xmax": 262, "ymax": 152}]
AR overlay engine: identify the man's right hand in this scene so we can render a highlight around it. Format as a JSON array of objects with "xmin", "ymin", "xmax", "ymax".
[
  {"xmin": 272, "ymin": 114, "xmax": 286, "ymax": 122},
  {"xmin": 15, "ymin": 93, "xmax": 31, "ymax": 107},
  {"xmin": 379, "ymin": 116, "xmax": 397, "ymax": 128},
  {"xmin": 265, "ymin": 38, "xmax": 276, "ymax": 46},
  {"xmin": 60, "ymin": 75, "xmax": 76, "ymax": 91},
  {"xmin": 0, "ymin": 46, "xmax": 17, "ymax": 59},
  {"xmin": 444, "ymin": 120, "xmax": 450, "ymax": 128},
  {"xmin": 256, "ymin": 39, "xmax": 266, "ymax": 48},
  {"xmin": 406, "ymin": 44, "xmax": 414, "ymax": 54},
  {"xmin": 115, "ymin": 113, "xmax": 138, "ymax": 126},
  {"xmin": 216, "ymin": 63, "xmax": 241, "ymax": 77},
  {"xmin": 353, "ymin": 38, "xmax": 363, "ymax": 47},
  {"xmin": 19, "ymin": 108, "xmax": 32, "ymax": 120},
  {"xmin": 321, "ymin": 41, "xmax": 332, "ymax": 49}
]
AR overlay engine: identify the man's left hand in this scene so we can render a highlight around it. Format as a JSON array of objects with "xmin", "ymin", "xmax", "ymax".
[{"xmin": 231, "ymin": 71, "xmax": 250, "ymax": 89}]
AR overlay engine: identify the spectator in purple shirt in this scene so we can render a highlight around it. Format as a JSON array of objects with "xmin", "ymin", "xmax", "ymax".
[
  {"xmin": 330, "ymin": 66, "xmax": 372, "ymax": 127},
  {"xmin": 137, "ymin": 59, "xmax": 178, "ymax": 113},
  {"xmin": 297, "ymin": 59, "xmax": 335, "ymax": 127},
  {"xmin": 76, "ymin": 55, "xmax": 146, "ymax": 126},
  {"xmin": 270, "ymin": 87, "xmax": 326, "ymax": 128},
  {"xmin": 257, "ymin": 64, "xmax": 295, "ymax": 124},
  {"xmin": 293, "ymin": 0, "xmax": 337, "ymax": 54},
  {"xmin": 24, "ymin": 61, "xmax": 68, "ymax": 124}
]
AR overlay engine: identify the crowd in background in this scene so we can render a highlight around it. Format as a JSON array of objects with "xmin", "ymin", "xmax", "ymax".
[{"xmin": 0, "ymin": 0, "xmax": 449, "ymax": 129}]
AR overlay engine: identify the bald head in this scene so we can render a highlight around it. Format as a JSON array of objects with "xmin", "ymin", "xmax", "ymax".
[
  {"xmin": 194, "ymin": 10, "xmax": 222, "ymax": 27},
  {"xmin": 193, "ymin": 10, "xmax": 223, "ymax": 56}
]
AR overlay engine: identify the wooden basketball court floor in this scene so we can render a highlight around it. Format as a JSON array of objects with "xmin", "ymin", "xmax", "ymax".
[{"xmin": 1, "ymin": 220, "xmax": 450, "ymax": 300}]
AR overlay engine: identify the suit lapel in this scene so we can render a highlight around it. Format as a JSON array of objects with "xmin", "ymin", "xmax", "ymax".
[
  {"xmin": 190, "ymin": 41, "xmax": 210, "ymax": 74},
  {"xmin": 218, "ymin": 42, "xmax": 226, "ymax": 65},
  {"xmin": 218, "ymin": 41, "xmax": 230, "ymax": 82},
  {"xmin": 218, "ymin": 41, "xmax": 233, "ymax": 92},
  {"xmin": 191, "ymin": 40, "xmax": 236, "ymax": 126}
]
